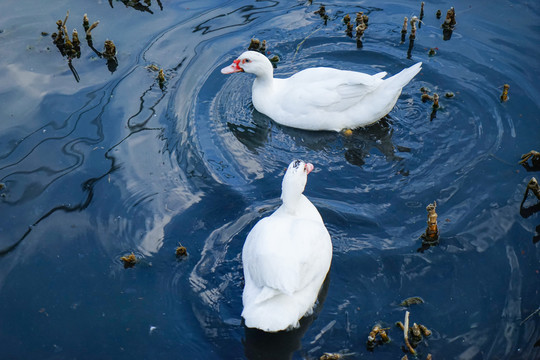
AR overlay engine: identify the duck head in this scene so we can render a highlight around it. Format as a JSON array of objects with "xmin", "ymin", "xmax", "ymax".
[
  {"xmin": 281, "ymin": 160, "xmax": 314, "ymax": 208},
  {"xmin": 221, "ymin": 51, "xmax": 274, "ymax": 78}
]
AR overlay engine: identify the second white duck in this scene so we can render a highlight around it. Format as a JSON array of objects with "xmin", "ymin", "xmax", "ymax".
[
  {"xmin": 241, "ymin": 160, "xmax": 332, "ymax": 332},
  {"xmin": 222, "ymin": 51, "xmax": 422, "ymax": 132}
]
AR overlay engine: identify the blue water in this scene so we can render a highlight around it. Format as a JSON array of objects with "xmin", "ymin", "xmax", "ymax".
[{"xmin": 0, "ymin": 0, "xmax": 539, "ymax": 359}]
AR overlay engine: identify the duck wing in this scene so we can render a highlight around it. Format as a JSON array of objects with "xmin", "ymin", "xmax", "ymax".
[
  {"xmin": 243, "ymin": 215, "xmax": 331, "ymax": 304},
  {"xmin": 278, "ymin": 67, "xmax": 387, "ymax": 112}
]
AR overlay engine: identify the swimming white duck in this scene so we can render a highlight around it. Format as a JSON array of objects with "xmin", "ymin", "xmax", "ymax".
[
  {"xmin": 222, "ymin": 51, "xmax": 422, "ymax": 131},
  {"xmin": 241, "ymin": 160, "xmax": 332, "ymax": 332}
]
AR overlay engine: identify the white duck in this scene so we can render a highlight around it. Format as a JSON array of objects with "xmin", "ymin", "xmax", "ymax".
[
  {"xmin": 241, "ymin": 160, "xmax": 332, "ymax": 332},
  {"xmin": 222, "ymin": 51, "xmax": 422, "ymax": 132}
]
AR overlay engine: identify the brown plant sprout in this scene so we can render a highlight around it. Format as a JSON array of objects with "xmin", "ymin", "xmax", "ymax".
[
  {"xmin": 343, "ymin": 13, "xmax": 350, "ymax": 24},
  {"xmin": 401, "ymin": 17, "xmax": 408, "ymax": 43},
  {"xmin": 420, "ymin": 2, "xmax": 425, "ymax": 20},
  {"xmin": 436, "ymin": 9, "xmax": 442, "ymax": 19},
  {"xmin": 426, "ymin": 354, "xmax": 433, "ymax": 360},
  {"xmin": 500, "ymin": 84, "xmax": 510, "ymax": 102},
  {"xmin": 409, "ymin": 16, "xmax": 418, "ymax": 40},
  {"xmin": 176, "ymin": 243, "xmax": 187, "ymax": 257},
  {"xmin": 260, "ymin": 40, "xmax": 267, "ymax": 53},
  {"xmin": 120, "ymin": 253, "xmax": 137, "ymax": 268},
  {"xmin": 519, "ymin": 150, "xmax": 540, "ymax": 167},
  {"xmin": 421, "ymin": 201, "xmax": 439, "ymax": 242},
  {"xmin": 157, "ymin": 69, "xmax": 166, "ymax": 89},
  {"xmin": 401, "ymin": 356, "xmax": 408, "ymax": 360},
  {"xmin": 314, "ymin": 4, "xmax": 326, "ymax": 16},
  {"xmin": 103, "ymin": 40, "xmax": 116, "ymax": 60},
  {"xmin": 85, "ymin": 20, "xmax": 102, "ymax": 56},
  {"xmin": 418, "ymin": 324, "xmax": 432, "ymax": 337},
  {"xmin": 432, "ymin": 93, "xmax": 440, "ymax": 108},
  {"xmin": 248, "ymin": 38, "xmax": 260, "ymax": 51},
  {"xmin": 442, "ymin": 7, "xmax": 456, "ymax": 29},
  {"xmin": 411, "ymin": 323, "xmax": 422, "ymax": 342},
  {"xmin": 522, "ymin": 177, "xmax": 540, "ymax": 206},
  {"xmin": 314, "ymin": 5, "xmax": 329, "ymax": 24},
  {"xmin": 379, "ymin": 328, "xmax": 390, "ymax": 342},
  {"xmin": 345, "ymin": 22, "xmax": 353, "ymax": 37},
  {"xmin": 356, "ymin": 12, "xmax": 363, "ymax": 25},
  {"xmin": 362, "ymin": 14, "xmax": 369, "ymax": 26},
  {"xmin": 83, "ymin": 13, "xmax": 89, "ymax": 32}
]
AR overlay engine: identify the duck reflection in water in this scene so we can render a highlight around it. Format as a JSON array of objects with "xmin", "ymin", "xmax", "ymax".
[
  {"xmin": 243, "ymin": 274, "xmax": 330, "ymax": 360},
  {"xmin": 228, "ymin": 111, "xmax": 408, "ymax": 168}
]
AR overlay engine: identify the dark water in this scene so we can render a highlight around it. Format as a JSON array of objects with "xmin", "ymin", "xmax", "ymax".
[{"xmin": 0, "ymin": 0, "xmax": 539, "ymax": 359}]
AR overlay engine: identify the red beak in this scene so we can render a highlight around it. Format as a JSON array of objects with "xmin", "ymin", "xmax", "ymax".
[{"xmin": 221, "ymin": 59, "xmax": 244, "ymax": 74}]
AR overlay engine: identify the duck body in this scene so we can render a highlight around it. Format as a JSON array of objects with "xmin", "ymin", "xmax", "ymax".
[
  {"xmin": 222, "ymin": 51, "xmax": 422, "ymax": 131},
  {"xmin": 241, "ymin": 160, "xmax": 332, "ymax": 332}
]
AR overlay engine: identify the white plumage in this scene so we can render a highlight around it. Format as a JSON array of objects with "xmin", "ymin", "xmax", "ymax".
[
  {"xmin": 222, "ymin": 51, "xmax": 422, "ymax": 131},
  {"xmin": 241, "ymin": 160, "xmax": 332, "ymax": 332}
]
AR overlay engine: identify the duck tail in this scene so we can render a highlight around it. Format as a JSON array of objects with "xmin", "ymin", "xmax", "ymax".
[{"xmin": 385, "ymin": 62, "xmax": 422, "ymax": 89}]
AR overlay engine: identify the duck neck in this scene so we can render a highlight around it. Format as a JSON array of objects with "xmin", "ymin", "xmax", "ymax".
[
  {"xmin": 253, "ymin": 61, "xmax": 275, "ymax": 87},
  {"xmin": 253, "ymin": 71, "xmax": 274, "ymax": 88},
  {"xmin": 280, "ymin": 189, "xmax": 303, "ymax": 215}
]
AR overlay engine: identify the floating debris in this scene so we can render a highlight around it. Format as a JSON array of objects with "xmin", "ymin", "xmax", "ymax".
[
  {"xmin": 520, "ymin": 306, "xmax": 540, "ymax": 325},
  {"xmin": 445, "ymin": 91, "xmax": 455, "ymax": 98},
  {"xmin": 314, "ymin": 4, "xmax": 329, "ymax": 24},
  {"xmin": 428, "ymin": 47, "xmax": 437, "ymax": 56},
  {"xmin": 403, "ymin": 311, "xmax": 416, "ymax": 355},
  {"xmin": 146, "ymin": 64, "xmax": 160, "ymax": 72},
  {"xmin": 342, "ymin": 129, "xmax": 353, "ymax": 136},
  {"xmin": 436, "ymin": 9, "xmax": 442, "ymax": 19},
  {"xmin": 421, "ymin": 93, "xmax": 433, "ymax": 102},
  {"xmin": 400, "ymin": 296, "xmax": 424, "ymax": 307},
  {"xmin": 120, "ymin": 252, "xmax": 137, "ymax": 268},
  {"xmin": 421, "ymin": 201, "xmax": 439, "ymax": 242},
  {"xmin": 176, "ymin": 243, "xmax": 188, "ymax": 257},
  {"xmin": 500, "ymin": 84, "xmax": 510, "ymax": 102},
  {"xmin": 0, "ymin": 183, "xmax": 5, "ymax": 190},
  {"xmin": 366, "ymin": 324, "xmax": 391, "ymax": 351},
  {"xmin": 397, "ymin": 312, "xmax": 432, "ymax": 355},
  {"xmin": 319, "ymin": 352, "xmax": 354, "ymax": 360},
  {"xmin": 519, "ymin": 150, "xmax": 540, "ymax": 168},
  {"xmin": 522, "ymin": 177, "xmax": 540, "ymax": 206}
]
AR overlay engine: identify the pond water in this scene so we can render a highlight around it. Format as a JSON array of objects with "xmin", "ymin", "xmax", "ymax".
[{"xmin": 0, "ymin": 0, "xmax": 539, "ymax": 359}]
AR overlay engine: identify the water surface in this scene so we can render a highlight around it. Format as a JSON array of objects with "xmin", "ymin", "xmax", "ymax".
[{"xmin": 0, "ymin": 0, "xmax": 539, "ymax": 359}]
